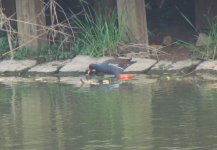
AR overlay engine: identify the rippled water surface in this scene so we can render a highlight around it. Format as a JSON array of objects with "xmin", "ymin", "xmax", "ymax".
[{"xmin": 0, "ymin": 78, "xmax": 217, "ymax": 150}]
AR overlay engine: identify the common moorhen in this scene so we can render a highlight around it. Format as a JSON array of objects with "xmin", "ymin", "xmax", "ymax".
[{"xmin": 86, "ymin": 58, "xmax": 136, "ymax": 78}]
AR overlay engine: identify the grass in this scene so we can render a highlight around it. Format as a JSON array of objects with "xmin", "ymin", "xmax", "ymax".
[
  {"xmin": 0, "ymin": 0, "xmax": 76, "ymax": 61},
  {"xmin": 14, "ymin": 47, "xmax": 29, "ymax": 59},
  {"xmin": 0, "ymin": 27, "xmax": 75, "ymax": 61},
  {"xmin": 177, "ymin": 7, "xmax": 217, "ymax": 60},
  {"xmin": 71, "ymin": 3, "xmax": 125, "ymax": 57},
  {"xmin": 0, "ymin": 34, "xmax": 75, "ymax": 61},
  {"xmin": 179, "ymin": 20, "xmax": 217, "ymax": 60},
  {"xmin": 0, "ymin": 2, "xmax": 124, "ymax": 60},
  {"xmin": 38, "ymin": 41, "xmax": 74, "ymax": 61},
  {"xmin": 0, "ymin": 37, "xmax": 9, "ymax": 56}
]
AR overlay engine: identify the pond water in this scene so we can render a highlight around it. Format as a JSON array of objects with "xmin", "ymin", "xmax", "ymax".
[{"xmin": 0, "ymin": 77, "xmax": 217, "ymax": 150}]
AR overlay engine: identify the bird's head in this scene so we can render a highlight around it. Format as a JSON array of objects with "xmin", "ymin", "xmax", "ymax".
[{"xmin": 85, "ymin": 63, "xmax": 96, "ymax": 75}]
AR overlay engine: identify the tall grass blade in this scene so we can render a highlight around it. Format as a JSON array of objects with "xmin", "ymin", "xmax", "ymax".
[
  {"xmin": 176, "ymin": 6, "xmax": 198, "ymax": 33},
  {"xmin": 71, "ymin": 2, "xmax": 124, "ymax": 57}
]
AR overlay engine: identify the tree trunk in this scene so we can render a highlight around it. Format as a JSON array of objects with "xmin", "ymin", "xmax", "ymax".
[
  {"xmin": 15, "ymin": 0, "xmax": 46, "ymax": 56},
  {"xmin": 117, "ymin": 0, "xmax": 149, "ymax": 44}
]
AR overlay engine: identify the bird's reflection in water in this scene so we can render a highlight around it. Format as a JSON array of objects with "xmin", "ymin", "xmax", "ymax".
[
  {"xmin": 88, "ymin": 82, "xmax": 134, "ymax": 90},
  {"xmin": 80, "ymin": 75, "xmax": 134, "ymax": 90}
]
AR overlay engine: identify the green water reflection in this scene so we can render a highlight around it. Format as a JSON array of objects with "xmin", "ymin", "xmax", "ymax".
[{"xmin": 0, "ymin": 80, "xmax": 217, "ymax": 150}]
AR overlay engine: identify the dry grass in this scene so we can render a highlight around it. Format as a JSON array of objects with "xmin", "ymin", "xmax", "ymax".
[{"xmin": 0, "ymin": 0, "xmax": 75, "ymax": 59}]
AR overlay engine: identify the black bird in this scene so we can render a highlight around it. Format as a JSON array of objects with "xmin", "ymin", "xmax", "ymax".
[{"xmin": 86, "ymin": 58, "xmax": 136, "ymax": 78}]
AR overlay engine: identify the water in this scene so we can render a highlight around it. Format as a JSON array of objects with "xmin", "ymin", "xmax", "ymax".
[{"xmin": 0, "ymin": 78, "xmax": 217, "ymax": 150}]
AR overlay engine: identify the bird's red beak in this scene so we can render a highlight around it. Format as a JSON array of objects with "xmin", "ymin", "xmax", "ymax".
[{"xmin": 86, "ymin": 67, "xmax": 92, "ymax": 75}]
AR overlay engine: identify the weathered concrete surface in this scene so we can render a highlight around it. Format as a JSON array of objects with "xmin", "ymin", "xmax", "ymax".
[
  {"xmin": 59, "ymin": 55, "xmax": 156, "ymax": 75},
  {"xmin": 59, "ymin": 55, "xmax": 96, "ymax": 75},
  {"xmin": 0, "ymin": 60, "xmax": 36, "ymax": 75},
  {"xmin": 97, "ymin": 57, "xmax": 114, "ymax": 63},
  {"xmin": 59, "ymin": 55, "xmax": 112, "ymax": 75},
  {"xmin": 195, "ymin": 60, "xmax": 217, "ymax": 75},
  {"xmin": 124, "ymin": 58, "xmax": 157, "ymax": 73},
  {"xmin": 28, "ymin": 60, "xmax": 69, "ymax": 75},
  {"xmin": 0, "ymin": 55, "xmax": 217, "ymax": 83},
  {"xmin": 149, "ymin": 59, "xmax": 201, "ymax": 75}
]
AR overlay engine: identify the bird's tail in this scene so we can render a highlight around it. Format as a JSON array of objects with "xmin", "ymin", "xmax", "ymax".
[{"xmin": 122, "ymin": 58, "xmax": 137, "ymax": 70}]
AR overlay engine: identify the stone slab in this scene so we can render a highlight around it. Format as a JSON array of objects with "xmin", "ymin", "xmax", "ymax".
[
  {"xmin": 28, "ymin": 60, "xmax": 69, "ymax": 74},
  {"xmin": 59, "ymin": 55, "xmax": 113, "ymax": 75},
  {"xmin": 124, "ymin": 58, "xmax": 157, "ymax": 73},
  {"xmin": 0, "ymin": 60, "xmax": 36, "ymax": 74},
  {"xmin": 195, "ymin": 60, "xmax": 217, "ymax": 74},
  {"xmin": 59, "ymin": 55, "xmax": 96, "ymax": 73},
  {"xmin": 97, "ymin": 57, "xmax": 113, "ymax": 63},
  {"xmin": 149, "ymin": 59, "xmax": 201, "ymax": 75}
]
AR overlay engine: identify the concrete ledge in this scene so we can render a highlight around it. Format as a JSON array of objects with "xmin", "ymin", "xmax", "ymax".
[
  {"xmin": 0, "ymin": 56, "xmax": 217, "ymax": 81},
  {"xmin": 149, "ymin": 59, "xmax": 201, "ymax": 75},
  {"xmin": 28, "ymin": 60, "xmax": 69, "ymax": 75},
  {"xmin": 195, "ymin": 60, "xmax": 217, "ymax": 75},
  {"xmin": 59, "ymin": 55, "xmax": 112, "ymax": 75},
  {"xmin": 124, "ymin": 58, "xmax": 157, "ymax": 73},
  {"xmin": 0, "ymin": 60, "xmax": 36, "ymax": 75}
]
